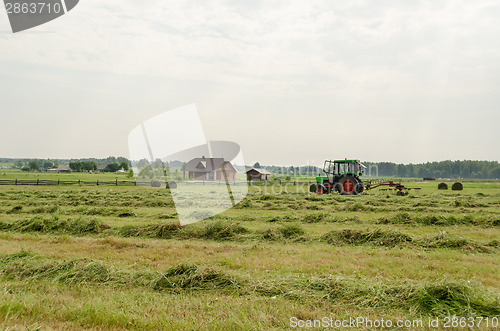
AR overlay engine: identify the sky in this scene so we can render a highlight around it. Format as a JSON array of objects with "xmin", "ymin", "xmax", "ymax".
[{"xmin": 0, "ymin": 0, "xmax": 499, "ymax": 167}]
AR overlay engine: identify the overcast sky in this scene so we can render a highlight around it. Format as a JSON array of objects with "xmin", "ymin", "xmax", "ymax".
[{"xmin": 1, "ymin": 0, "xmax": 499, "ymax": 166}]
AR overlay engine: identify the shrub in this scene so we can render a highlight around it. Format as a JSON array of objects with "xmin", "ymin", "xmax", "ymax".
[
  {"xmin": 452, "ymin": 182, "xmax": 463, "ymax": 191},
  {"xmin": 438, "ymin": 183, "xmax": 448, "ymax": 190}
]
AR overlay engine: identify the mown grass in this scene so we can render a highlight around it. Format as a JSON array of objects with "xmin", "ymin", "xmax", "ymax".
[
  {"xmin": 0, "ymin": 182, "xmax": 499, "ymax": 329},
  {"xmin": 1, "ymin": 216, "xmax": 495, "ymax": 254},
  {"xmin": 1, "ymin": 251, "xmax": 498, "ymax": 319}
]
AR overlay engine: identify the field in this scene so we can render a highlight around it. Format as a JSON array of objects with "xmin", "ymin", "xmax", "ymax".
[{"xmin": 0, "ymin": 179, "xmax": 499, "ymax": 330}]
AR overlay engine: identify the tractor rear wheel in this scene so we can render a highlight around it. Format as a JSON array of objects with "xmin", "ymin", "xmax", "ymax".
[{"xmin": 339, "ymin": 175, "xmax": 358, "ymax": 195}]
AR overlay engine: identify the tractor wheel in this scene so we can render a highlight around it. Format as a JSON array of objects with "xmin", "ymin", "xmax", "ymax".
[
  {"xmin": 356, "ymin": 178, "xmax": 365, "ymax": 194},
  {"xmin": 309, "ymin": 184, "xmax": 317, "ymax": 193},
  {"xmin": 396, "ymin": 190, "xmax": 405, "ymax": 196},
  {"xmin": 316, "ymin": 185, "xmax": 325, "ymax": 195},
  {"xmin": 339, "ymin": 176, "xmax": 357, "ymax": 195}
]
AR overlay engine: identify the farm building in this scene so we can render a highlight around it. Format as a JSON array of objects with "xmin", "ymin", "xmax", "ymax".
[
  {"xmin": 47, "ymin": 166, "xmax": 71, "ymax": 173},
  {"xmin": 96, "ymin": 164, "xmax": 108, "ymax": 173},
  {"xmin": 246, "ymin": 168, "xmax": 271, "ymax": 181},
  {"xmin": 186, "ymin": 157, "xmax": 237, "ymax": 181}
]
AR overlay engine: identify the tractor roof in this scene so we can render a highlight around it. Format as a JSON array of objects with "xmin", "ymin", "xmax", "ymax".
[{"xmin": 334, "ymin": 159, "xmax": 360, "ymax": 163}]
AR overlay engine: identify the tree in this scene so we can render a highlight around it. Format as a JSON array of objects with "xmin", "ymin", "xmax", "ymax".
[
  {"xmin": 119, "ymin": 162, "xmax": 129, "ymax": 171},
  {"xmin": 69, "ymin": 161, "xmax": 83, "ymax": 172},
  {"xmin": 105, "ymin": 156, "xmax": 117, "ymax": 164},
  {"xmin": 253, "ymin": 162, "xmax": 261, "ymax": 169},
  {"xmin": 182, "ymin": 162, "xmax": 187, "ymax": 179},
  {"xmin": 116, "ymin": 157, "xmax": 129, "ymax": 164},
  {"xmin": 41, "ymin": 160, "xmax": 54, "ymax": 170},
  {"xmin": 82, "ymin": 161, "xmax": 97, "ymax": 172},
  {"xmin": 138, "ymin": 163, "xmax": 152, "ymax": 179},
  {"xmin": 29, "ymin": 161, "xmax": 40, "ymax": 171},
  {"xmin": 136, "ymin": 159, "xmax": 149, "ymax": 170},
  {"xmin": 164, "ymin": 162, "xmax": 170, "ymax": 176},
  {"xmin": 104, "ymin": 163, "xmax": 120, "ymax": 172}
]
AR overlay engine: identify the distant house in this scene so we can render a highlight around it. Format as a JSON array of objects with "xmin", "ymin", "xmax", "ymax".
[
  {"xmin": 96, "ymin": 164, "xmax": 108, "ymax": 173},
  {"xmin": 186, "ymin": 157, "xmax": 237, "ymax": 181},
  {"xmin": 246, "ymin": 168, "xmax": 271, "ymax": 181},
  {"xmin": 47, "ymin": 165, "xmax": 71, "ymax": 173}
]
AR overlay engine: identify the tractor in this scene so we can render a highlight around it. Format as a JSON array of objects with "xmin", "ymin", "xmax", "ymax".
[
  {"xmin": 310, "ymin": 159, "xmax": 365, "ymax": 195},
  {"xmin": 310, "ymin": 159, "xmax": 420, "ymax": 196}
]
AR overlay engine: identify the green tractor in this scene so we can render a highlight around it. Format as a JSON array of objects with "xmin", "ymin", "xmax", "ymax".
[{"xmin": 310, "ymin": 159, "xmax": 366, "ymax": 195}]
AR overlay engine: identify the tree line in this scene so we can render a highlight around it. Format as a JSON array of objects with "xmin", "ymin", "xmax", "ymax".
[
  {"xmin": 8, "ymin": 158, "xmax": 131, "ymax": 173},
  {"xmin": 5, "ymin": 158, "xmax": 500, "ymax": 179},
  {"xmin": 364, "ymin": 160, "xmax": 500, "ymax": 179},
  {"xmin": 68, "ymin": 161, "xmax": 129, "ymax": 172}
]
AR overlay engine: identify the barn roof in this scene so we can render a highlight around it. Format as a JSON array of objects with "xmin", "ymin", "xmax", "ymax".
[
  {"xmin": 246, "ymin": 168, "xmax": 271, "ymax": 175},
  {"xmin": 222, "ymin": 161, "xmax": 238, "ymax": 172},
  {"xmin": 186, "ymin": 157, "xmax": 225, "ymax": 173}
]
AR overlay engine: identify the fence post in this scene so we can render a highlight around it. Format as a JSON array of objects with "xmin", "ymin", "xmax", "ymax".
[
  {"xmin": 15, "ymin": 179, "xmax": 17, "ymax": 185},
  {"xmin": 58, "ymin": 179, "xmax": 60, "ymax": 185},
  {"xmin": 97, "ymin": 180, "xmax": 99, "ymax": 186},
  {"xmin": 78, "ymin": 180, "xmax": 81, "ymax": 185},
  {"xmin": 116, "ymin": 179, "xmax": 118, "ymax": 186},
  {"xmin": 37, "ymin": 179, "xmax": 39, "ymax": 185}
]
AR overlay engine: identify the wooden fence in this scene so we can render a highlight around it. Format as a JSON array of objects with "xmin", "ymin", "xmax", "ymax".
[
  {"xmin": 0, "ymin": 179, "xmax": 310, "ymax": 187},
  {"xmin": 0, "ymin": 179, "xmax": 138, "ymax": 186}
]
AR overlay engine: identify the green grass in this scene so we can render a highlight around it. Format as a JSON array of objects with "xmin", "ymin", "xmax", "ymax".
[{"xmin": 0, "ymin": 179, "xmax": 499, "ymax": 329}]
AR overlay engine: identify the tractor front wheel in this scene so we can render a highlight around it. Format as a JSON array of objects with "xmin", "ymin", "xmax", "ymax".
[
  {"xmin": 316, "ymin": 185, "xmax": 325, "ymax": 195},
  {"xmin": 309, "ymin": 184, "xmax": 317, "ymax": 193}
]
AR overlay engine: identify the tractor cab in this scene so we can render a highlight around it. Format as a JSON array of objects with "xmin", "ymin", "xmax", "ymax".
[
  {"xmin": 323, "ymin": 159, "xmax": 364, "ymax": 179},
  {"xmin": 312, "ymin": 159, "xmax": 366, "ymax": 195}
]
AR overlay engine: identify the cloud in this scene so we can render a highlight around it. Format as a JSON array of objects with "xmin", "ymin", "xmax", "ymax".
[{"xmin": 1, "ymin": 0, "xmax": 499, "ymax": 163}]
